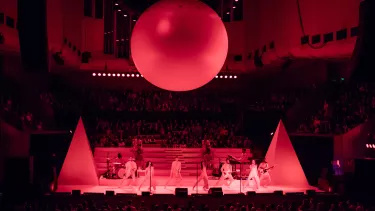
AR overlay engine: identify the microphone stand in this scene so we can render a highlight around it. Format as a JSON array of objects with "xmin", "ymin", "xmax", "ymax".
[
  {"xmin": 196, "ymin": 163, "xmax": 198, "ymax": 195},
  {"xmin": 240, "ymin": 162, "xmax": 242, "ymax": 194},
  {"xmin": 149, "ymin": 165, "xmax": 151, "ymax": 193}
]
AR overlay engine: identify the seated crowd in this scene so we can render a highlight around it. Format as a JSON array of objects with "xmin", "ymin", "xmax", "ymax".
[
  {"xmin": 1, "ymin": 95, "xmax": 44, "ymax": 131},
  {"xmin": 14, "ymin": 197, "xmax": 374, "ymax": 211},
  {"xmin": 88, "ymin": 118, "xmax": 250, "ymax": 148},
  {"xmin": 297, "ymin": 82, "xmax": 375, "ymax": 134}
]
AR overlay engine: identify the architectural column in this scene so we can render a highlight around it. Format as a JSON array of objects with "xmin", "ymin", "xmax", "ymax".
[
  {"xmin": 113, "ymin": 9, "xmax": 117, "ymax": 57},
  {"xmin": 128, "ymin": 13, "xmax": 133, "ymax": 59},
  {"xmin": 230, "ymin": 0, "xmax": 234, "ymax": 21}
]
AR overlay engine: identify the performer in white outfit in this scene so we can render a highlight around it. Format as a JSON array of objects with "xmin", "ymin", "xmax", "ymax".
[
  {"xmin": 120, "ymin": 157, "xmax": 137, "ymax": 186},
  {"xmin": 192, "ymin": 161, "xmax": 209, "ymax": 191},
  {"xmin": 138, "ymin": 161, "xmax": 156, "ymax": 192},
  {"xmin": 215, "ymin": 158, "xmax": 234, "ymax": 187},
  {"xmin": 243, "ymin": 159, "xmax": 260, "ymax": 190},
  {"xmin": 258, "ymin": 160, "xmax": 272, "ymax": 187},
  {"xmin": 164, "ymin": 157, "xmax": 182, "ymax": 188}
]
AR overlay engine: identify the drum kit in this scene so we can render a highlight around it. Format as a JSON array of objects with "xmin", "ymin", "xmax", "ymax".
[{"xmin": 105, "ymin": 158, "xmax": 126, "ymax": 179}]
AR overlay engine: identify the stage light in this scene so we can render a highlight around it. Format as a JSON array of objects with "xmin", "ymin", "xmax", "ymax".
[
  {"xmin": 117, "ymin": 73, "xmax": 120, "ymax": 77},
  {"xmin": 118, "ymin": 9, "xmax": 121, "ymax": 12},
  {"xmin": 112, "ymin": 74, "xmax": 116, "ymax": 77},
  {"xmin": 114, "ymin": 2, "xmax": 118, "ymax": 6},
  {"xmin": 373, "ymin": 144, "xmax": 375, "ymax": 148},
  {"xmin": 108, "ymin": 73, "xmax": 111, "ymax": 76},
  {"xmin": 124, "ymin": 14, "xmax": 127, "ymax": 17},
  {"xmin": 141, "ymin": 75, "xmax": 143, "ymax": 77},
  {"xmin": 227, "ymin": 12, "xmax": 230, "ymax": 15},
  {"xmin": 133, "ymin": 19, "xmax": 136, "ymax": 22},
  {"xmin": 270, "ymin": 132, "xmax": 274, "ymax": 136},
  {"xmin": 224, "ymin": 75, "xmax": 228, "ymax": 78},
  {"xmin": 229, "ymin": 75, "xmax": 232, "ymax": 78},
  {"xmin": 92, "ymin": 73, "xmax": 96, "ymax": 76},
  {"xmin": 215, "ymin": 75, "xmax": 218, "ymax": 78},
  {"xmin": 98, "ymin": 73, "xmax": 101, "ymax": 76},
  {"xmin": 126, "ymin": 74, "xmax": 130, "ymax": 77},
  {"xmin": 366, "ymin": 144, "xmax": 369, "ymax": 148},
  {"xmin": 136, "ymin": 74, "xmax": 140, "ymax": 77},
  {"xmin": 131, "ymin": 0, "xmax": 228, "ymax": 91},
  {"xmin": 122, "ymin": 74, "xmax": 125, "ymax": 77},
  {"xmin": 234, "ymin": 76, "xmax": 237, "ymax": 79},
  {"xmin": 103, "ymin": 73, "xmax": 106, "ymax": 76},
  {"xmin": 233, "ymin": 6, "xmax": 236, "ymax": 8},
  {"xmin": 131, "ymin": 74, "xmax": 134, "ymax": 77},
  {"xmin": 220, "ymin": 76, "xmax": 223, "ymax": 78}
]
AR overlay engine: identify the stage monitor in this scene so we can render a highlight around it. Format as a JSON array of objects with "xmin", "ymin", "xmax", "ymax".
[
  {"xmin": 208, "ymin": 187, "xmax": 223, "ymax": 197},
  {"xmin": 175, "ymin": 188, "xmax": 188, "ymax": 197}
]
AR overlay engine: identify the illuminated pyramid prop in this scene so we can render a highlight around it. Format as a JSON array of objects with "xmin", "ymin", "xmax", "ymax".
[
  {"xmin": 58, "ymin": 117, "xmax": 98, "ymax": 185},
  {"xmin": 265, "ymin": 120, "xmax": 309, "ymax": 187}
]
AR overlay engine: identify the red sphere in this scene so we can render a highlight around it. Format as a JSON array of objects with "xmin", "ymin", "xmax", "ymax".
[{"xmin": 131, "ymin": 0, "xmax": 228, "ymax": 91}]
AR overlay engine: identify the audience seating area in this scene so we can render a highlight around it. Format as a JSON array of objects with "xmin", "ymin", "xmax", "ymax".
[
  {"xmin": 7, "ymin": 193, "xmax": 374, "ymax": 211},
  {"xmin": 297, "ymin": 82, "xmax": 375, "ymax": 134}
]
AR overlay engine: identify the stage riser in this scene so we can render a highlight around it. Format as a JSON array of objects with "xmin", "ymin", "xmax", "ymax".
[
  {"xmin": 99, "ymin": 177, "xmax": 242, "ymax": 187},
  {"xmin": 94, "ymin": 148, "xmax": 242, "ymax": 176}
]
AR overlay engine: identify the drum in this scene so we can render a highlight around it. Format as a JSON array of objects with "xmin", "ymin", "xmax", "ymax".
[{"xmin": 116, "ymin": 168, "xmax": 126, "ymax": 179}]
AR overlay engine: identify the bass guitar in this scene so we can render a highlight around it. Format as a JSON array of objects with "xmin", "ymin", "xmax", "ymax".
[{"xmin": 259, "ymin": 166, "xmax": 274, "ymax": 174}]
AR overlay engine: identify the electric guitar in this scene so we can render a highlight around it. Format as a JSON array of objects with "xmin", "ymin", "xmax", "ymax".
[{"xmin": 259, "ymin": 166, "xmax": 274, "ymax": 174}]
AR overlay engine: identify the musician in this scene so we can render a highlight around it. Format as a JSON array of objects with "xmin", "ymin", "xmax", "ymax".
[
  {"xmin": 193, "ymin": 161, "xmax": 209, "ymax": 191},
  {"xmin": 164, "ymin": 156, "xmax": 182, "ymax": 188},
  {"xmin": 133, "ymin": 144, "xmax": 144, "ymax": 169},
  {"xmin": 114, "ymin": 153, "xmax": 124, "ymax": 163},
  {"xmin": 215, "ymin": 158, "xmax": 234, "ymax": 187},
  {"xmin": 138, "ymin": 161, "xmax": 156, "ymax": 192},
  {"xmin": 120, "ymin": 157, "xmax": 137, "ymax": 186},
  {"xmin": 203, "ymin": 147, "xmax": 213, "ymax": 169},
  {"xmin": 243, "ymin": 159, "xmax": 260, "ymax": 190},
  {"xmin": 258, "ymin": 160, "xmax": 272, "ymax": 188}
]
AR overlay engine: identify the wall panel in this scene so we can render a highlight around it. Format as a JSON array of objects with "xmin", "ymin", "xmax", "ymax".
[
  {"xmin": 242, "ymin": 0, "xmax": 361, "ymax": 70},
  {"xmin": 0, "ymin": 0, "xmax": 19, "ymax": 50},
  {"xmin": 47, "ymin": 0, "xmax": 63, "ymax": 52}
]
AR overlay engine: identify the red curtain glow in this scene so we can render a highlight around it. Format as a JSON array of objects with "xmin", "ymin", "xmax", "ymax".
[{"xmin": 131, "ymin": 0, "xmax": 228, "ymax": 91}]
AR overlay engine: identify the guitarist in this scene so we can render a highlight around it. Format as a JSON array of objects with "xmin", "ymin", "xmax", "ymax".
[
  {"xmin": 214, "ymin": 158, "xmax": 234, "ymax": 187},
  {"xmin": 258, "ymin": 160, "xmax": 272, "ymax": 188}
]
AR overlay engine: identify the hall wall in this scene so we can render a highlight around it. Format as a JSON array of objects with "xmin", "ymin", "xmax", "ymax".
[
  {"xmin": 0, "ymin": 0, "xmax": 19, "ymax": 51},
  {"xmin": 241, "ymin": 0, "xmax": 360, "ymax": 69}
]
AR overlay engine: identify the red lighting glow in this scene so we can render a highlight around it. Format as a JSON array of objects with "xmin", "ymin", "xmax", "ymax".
[
  {"xmin": 92, "ymin": 73, "xmax": 96, "ymax": 76},
  {"xmin": 131, "ymin": 0, "xmax": 228, "ymax": 91}
]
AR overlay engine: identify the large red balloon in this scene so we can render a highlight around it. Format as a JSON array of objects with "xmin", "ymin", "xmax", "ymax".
[{"xmin": 131, "ymin": 0, "xmax": 228, "ymax": 91}]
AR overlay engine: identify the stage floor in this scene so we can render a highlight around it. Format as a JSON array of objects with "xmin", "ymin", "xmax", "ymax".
[{"xmin": 57, "ymin": 176, "xmax": 322, "ymax": 195}]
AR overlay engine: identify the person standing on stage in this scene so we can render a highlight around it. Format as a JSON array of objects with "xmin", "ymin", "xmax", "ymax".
[
  {"xmin": 243, "ymin": 159, "xmax": 260, "ymax": 190},
  {"xmin": 215, "ymin": 158, "xmax": 234, "ymax": 187},
  {"xmin": 120, "ymin": 157, "xmax": 137, "ymax": 186},
  {"xmin": 133, "ymin": 144, "xmax": 144, "ymax": 169},
  {"xmin": 235, "ymin": 148, "xmax": 250, "ymax": 176},
  {"xmin": 138, "ymin": 161, "xmax": 156, "ymax": 192},
  {"xmin": 258, "ymin": 160, "xmax": 272, "ymax": 188},
  {"xmin": 192, "ymin": 161, "xmax": 209, "ymax": 191},
  {"xmin": 164, "ymin": 156, "xmax": 182, "ymax": 188}
]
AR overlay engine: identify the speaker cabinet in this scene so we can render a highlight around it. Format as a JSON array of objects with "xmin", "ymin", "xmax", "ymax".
[
  {"xmin": 175, "ymin": 188, "xmax": 188, "ymax": 197},
  {"xmin": 208, "ymin": 187, "xmax": 223, "ymax": 197},
  {"xmin": 81, "ymin": 51, "xmax": 92, "ymax": 63}
]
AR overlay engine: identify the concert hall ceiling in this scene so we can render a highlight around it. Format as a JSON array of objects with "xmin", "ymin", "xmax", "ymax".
[{"xmin": 119, "ymin": 0, "xmax": 223, "ymax": 15}]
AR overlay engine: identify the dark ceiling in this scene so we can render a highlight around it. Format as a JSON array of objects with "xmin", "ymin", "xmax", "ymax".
[{"xmin": 120, "ymin": 0, "xmax": 221, "ymax": 15}]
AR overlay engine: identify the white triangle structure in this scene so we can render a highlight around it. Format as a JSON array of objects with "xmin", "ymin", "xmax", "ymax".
[
  {"xmin": 265, "ymin": 120, "xmax": 309, "ymax": 188},
  {"xmin": 58, "ymin": 117, "xmax": 98, "ymax": 186}
]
